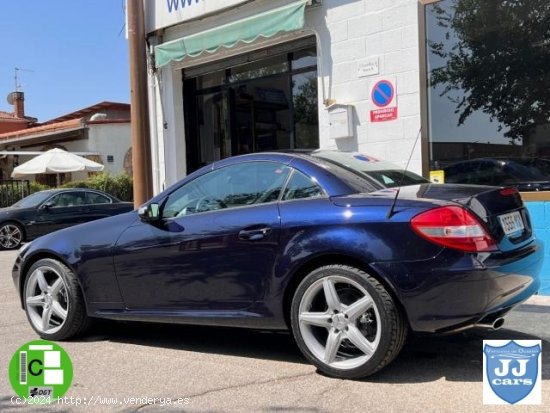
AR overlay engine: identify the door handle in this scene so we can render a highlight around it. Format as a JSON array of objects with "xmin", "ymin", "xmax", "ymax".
[{"xmin": 238, "ymin": 227, "xmax": 272, "ymax": 241}]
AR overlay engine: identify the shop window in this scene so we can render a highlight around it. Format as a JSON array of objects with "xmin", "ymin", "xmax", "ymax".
[
  {"xmin": 425, "ymin": 0, "xmax": 550, "ymax": 191},
  {"xmin": 197, "ymin": 71, "xmax": 226, "ymax": 89},
  {"xmin": 293, "ymin": 72, "xmax": 318, "ymax": 149},
  {"xmin": 184, "ymin": 41, "xmax": 319, "ymax": 173},
  {"xmin": 292, "ymin": 48, "xmax": 317, "ymax": 70},
  {"xmin": 228, "ymin": 55, "xmax": 289, "ymax": 83}
]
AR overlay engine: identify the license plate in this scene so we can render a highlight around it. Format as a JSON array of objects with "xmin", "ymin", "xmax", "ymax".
[{"xmin": 498, "ymin": 211, "xmax": 525, "ymax": 236}]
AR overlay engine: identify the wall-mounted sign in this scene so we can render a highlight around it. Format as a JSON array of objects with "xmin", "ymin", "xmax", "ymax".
[
  {"xmin": 357, "ymin": 57, "xmax": 379, "ymax": 78},
  {"xmin": 145, "ymin": 0, "xmax": 250, "ymax": 34},
  {"xmin": 369, "ymin": 78, "xmax": 398, "ymax": 122}
]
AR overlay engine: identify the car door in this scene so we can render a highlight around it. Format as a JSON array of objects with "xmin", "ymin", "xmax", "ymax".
[
  {"xmin": 113, "ymin": 161, "xmax": 291, "ymax": 310},
  {"xmin": 31, "ymin": 191, "xmax": 87, "ymax": 237}
]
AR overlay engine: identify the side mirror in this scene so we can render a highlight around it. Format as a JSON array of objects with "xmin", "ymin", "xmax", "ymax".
[
  {"xmin": 39, "ymin": 202, "xmax": 54, "ymax": 210},
  {"xmin": 138, "ymin": 203, "xmax": 161, "ymax": 222}
]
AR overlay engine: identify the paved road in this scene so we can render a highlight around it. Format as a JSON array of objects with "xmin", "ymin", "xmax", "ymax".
[{"xmin": 0, "ymin": 249, "xmax": 548, "ymax": 412}]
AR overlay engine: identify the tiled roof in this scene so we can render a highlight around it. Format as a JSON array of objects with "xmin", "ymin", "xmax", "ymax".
[
  {"xmin": 0, "ymin": 111, "xmax": 14, "ymax": 120},
  {"xmin": 0, "ymin": 118, "xmax": 85, "ymax": 140},
  {"xmin": 44, "ymin": 101, "xmax": 130, "ymax": 124}
]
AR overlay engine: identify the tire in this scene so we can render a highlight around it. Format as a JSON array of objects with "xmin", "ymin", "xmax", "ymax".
[
  {"xmin": 290, "ymin": 265, "xmax": 407, "ymax": 379},
  {"xmin": 23, "ymin": 258, "xmax": 90, "ymax": 340},
  {"xmin": 0, "ymin": 222, "xmax": 24, "ymax": 250}
]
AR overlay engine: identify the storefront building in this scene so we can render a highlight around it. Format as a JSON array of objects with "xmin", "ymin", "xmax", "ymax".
[{"xmin": 144, "ymin": 0, "xmax": 549, "ymax": 294}]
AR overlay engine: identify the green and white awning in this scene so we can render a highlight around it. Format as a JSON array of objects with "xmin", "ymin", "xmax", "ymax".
[{"xmin": 155, "ymin": 0, "xmax": 309, "ymax": 68}]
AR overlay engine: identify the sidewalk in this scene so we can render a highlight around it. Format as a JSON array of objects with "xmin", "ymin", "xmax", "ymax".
[{"xmin": 526, "ymin": 294, "xmax": 550, "ymax": 306}]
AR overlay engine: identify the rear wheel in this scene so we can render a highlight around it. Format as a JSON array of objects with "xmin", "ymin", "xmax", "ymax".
[
  {"xmin": 291, "ymin": 265, "xmax": 406, "ymax": 379},
  {"xmin": 23, "ymin": 258, "xmax": 90, "ymax": 340},
  {"xmin": 0, "ymin": 222, "xmax": 23, "ymax": 249}
]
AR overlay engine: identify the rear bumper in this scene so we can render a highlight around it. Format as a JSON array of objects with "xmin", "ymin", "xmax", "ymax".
[{"xmin": 372, "ymin": 240, "xmax": 543, "ymax": 333}]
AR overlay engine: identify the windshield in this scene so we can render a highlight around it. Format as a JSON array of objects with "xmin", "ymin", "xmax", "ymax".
[
  {"xmin": 11, "ymin": 191, "xmax": 54, "ymax": 208},
  {"xmin": 312, "ymin": 151, "xmax": 429, "ymax": 189}
]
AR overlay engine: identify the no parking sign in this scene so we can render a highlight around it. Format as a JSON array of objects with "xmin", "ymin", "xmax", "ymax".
[{"xmin": 369, "ymin": 78, "xmax": 398, "ymax": 122}]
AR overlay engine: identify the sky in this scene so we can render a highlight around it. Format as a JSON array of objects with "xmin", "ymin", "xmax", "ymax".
[{"xmin": 0, "ymin": 0, "xmax": 129, "ymax": 122}]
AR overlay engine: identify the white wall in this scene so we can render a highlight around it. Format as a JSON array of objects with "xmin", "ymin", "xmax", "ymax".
[
  {"xmin": 149, "ymin": 0, "xmax": 423, "ymax": 190},
  {"xmin": 310, "ymin": 0, "xmax": 422, "ymax": 172},
  {"xmin": 15, "ymin": 124, "xmax": 131, "ymax": 183},
  {"xmin": 87, "ymin": 123, "xmax": 131, "ymax": 176}
]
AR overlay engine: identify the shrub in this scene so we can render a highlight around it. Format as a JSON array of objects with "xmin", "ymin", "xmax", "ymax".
[
  {"xmin": 0, "ymin": 183, "xmax": 29, "ymax": 207},
  {"xmin": 61, "ymin": 173, "xmax": 133, "ymax": 201},
  {"xmin": 30, "ymin": 182, "xmax": 51, "ymax": 193}
]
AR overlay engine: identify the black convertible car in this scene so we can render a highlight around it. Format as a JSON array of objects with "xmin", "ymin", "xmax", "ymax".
[{"xmin": 0, "ymin": 188, "xmax": 133, "ymax": 249}]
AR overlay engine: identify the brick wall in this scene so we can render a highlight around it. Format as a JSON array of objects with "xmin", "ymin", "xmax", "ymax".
[{"xmin": 310, "ymin": 0, "xmax": 422, "ymax": 174}]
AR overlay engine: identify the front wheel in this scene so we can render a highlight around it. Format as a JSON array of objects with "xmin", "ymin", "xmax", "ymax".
[
  {"xmin": 0, "ymin": 222, "xmax": 24, "ymax": 249},
  {"xmin": 291, "ymin": 265, "xmax": 407, "ymax": 379},
  {"xmin": 23, "ymin": 259, "xmax": 90, "ymax": 340}
]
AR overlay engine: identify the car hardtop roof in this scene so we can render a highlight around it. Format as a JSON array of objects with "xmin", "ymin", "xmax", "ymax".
[
  {"xmin": 39, "ymin": 188, "xmax": 93, "ymax": 193},
  {"xmin": 36, "ymin": 187, "xmax": 116, "ymax": 197}
]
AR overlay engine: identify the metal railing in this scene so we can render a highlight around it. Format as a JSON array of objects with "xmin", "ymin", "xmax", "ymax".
[{"xmin": 0, "ymin": 180, "xmax": 31, "ymax": 208}]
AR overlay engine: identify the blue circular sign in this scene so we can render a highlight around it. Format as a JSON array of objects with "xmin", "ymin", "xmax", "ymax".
[{"xmin": 371, "ymin": 80, "xmax": 394, "ymax": 108}]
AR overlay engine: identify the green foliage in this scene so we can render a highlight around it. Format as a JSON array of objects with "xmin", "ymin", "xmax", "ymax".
[
  {"xmin": 0, "ymin": 182, "xmax": 31, "ymax": 207},
  {"xmin": 429, "ymin": 0, "xmax": 550, "ymax": 143},
  {"xmin": 293, "ymin": 76, "xmax": 318, "ymax": 126},
  {"xmin": 30, "ymin": 182, "xmax": 51, "ymax": 193},
  {"xmin": 293, "ymin": 75, "xmax": 319, "ymax": 148},
  {"xmin": 61, "ymin": 173, "xmax": 134, "ymax": 201}
]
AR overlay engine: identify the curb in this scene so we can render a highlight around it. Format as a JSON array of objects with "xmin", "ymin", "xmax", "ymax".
[{"xmin": 525, "ymin": 295, "xmax": 550, "ymax": 307}]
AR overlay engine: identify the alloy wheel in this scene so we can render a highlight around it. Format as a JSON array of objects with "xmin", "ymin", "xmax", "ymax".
[
  {"xmin": 25, "ymin": 266, "xmax": 69, "ymax": 335},
  {"xmin": 298, "ymin": 275, "xmax": 381, "ymax": 370},
  {"xmin": 0, "ymin": 224, "xmax": 22, "ymax": 249}
]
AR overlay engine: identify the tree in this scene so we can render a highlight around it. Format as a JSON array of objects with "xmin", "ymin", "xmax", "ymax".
[
  {"xmin": 429, "ymin": 0, "xmax": 550, "ymax": 143},
  {"xmin": 293, "ymin": 76, "xmax": 318, "ymax": 126}
]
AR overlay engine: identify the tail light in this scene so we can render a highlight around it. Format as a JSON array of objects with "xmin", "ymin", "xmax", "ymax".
[
  {"xmin": 411, "ymin": 206, "xmax": 497, "ymax": 252},
  {"xmin": 500, "ymin": 187, "xmax": 519, "ymax": 196}
]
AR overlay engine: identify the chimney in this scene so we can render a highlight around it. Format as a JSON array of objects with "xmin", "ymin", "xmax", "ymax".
[{"xmin": 13, "ymin": 91, "xmax": 24, "ymax": 118}]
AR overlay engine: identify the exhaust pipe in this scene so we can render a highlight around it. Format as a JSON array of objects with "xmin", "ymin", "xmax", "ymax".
[{"xmin": 475, "ymin": 317, "xmax": 505, "ymax": 330}]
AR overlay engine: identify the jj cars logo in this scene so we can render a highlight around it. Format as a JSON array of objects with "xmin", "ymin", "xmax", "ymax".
[{"xmin": 483, "ymin": 340, "xmax": 541, "ymax": 404}]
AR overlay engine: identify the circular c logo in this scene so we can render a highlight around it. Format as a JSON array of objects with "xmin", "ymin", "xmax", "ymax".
[{"xmin": 8, "ymin": 340, "xmax": 73, "ymax": 403}]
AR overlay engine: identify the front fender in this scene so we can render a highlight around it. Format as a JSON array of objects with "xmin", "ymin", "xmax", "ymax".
[{"xmin": 16, "ymin": 212, "xmax": 139, "ymax": 310}]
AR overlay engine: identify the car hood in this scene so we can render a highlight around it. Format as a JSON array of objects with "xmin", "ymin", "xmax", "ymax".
[
  {"xmin": 0, "ymin": 206, "xmax": 33, "ymax": 214},
  {"xmin": 24, "ymin": 211, "xmax": 140, "ymax": 262}
]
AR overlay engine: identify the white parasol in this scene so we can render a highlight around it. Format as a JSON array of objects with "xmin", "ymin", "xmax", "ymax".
[{"xmin": 11, "ymin": 148, "xmax": 104, "ymax": 179}]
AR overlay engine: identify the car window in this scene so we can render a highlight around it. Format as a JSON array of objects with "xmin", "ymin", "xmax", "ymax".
[
  {"xmin": 282, "ymin": 170, "xmax": 324, "ymax": 201},
  {"xmin": 48, "ymin": 192, "xmax": 85, "ymax": 207},
  {"xmin": 312, "ymin": 151, "xmax": 428, "ymax": 189},
  {"xmin": 162, "ymin": 162, "xmax": 291, "ymax": 218},
  {"xmin": 475, "ymin": 161, "xmax": 499, "ymax": 185},
  {"xmin": 445, "ymin": 161, "xmax": 479, "ymax": 184},
  {"xmin": 85, "ymin": 192, "xmax": 111, "ymax": 205},
  {"xmin": 12, "ymin": 191, "xmax": 54, "ymax": 208}
]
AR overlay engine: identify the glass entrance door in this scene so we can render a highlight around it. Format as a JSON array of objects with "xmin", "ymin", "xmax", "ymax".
[{"xmin": 183, "ymin": 40, "xmax": 319, "ymax": 174}]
